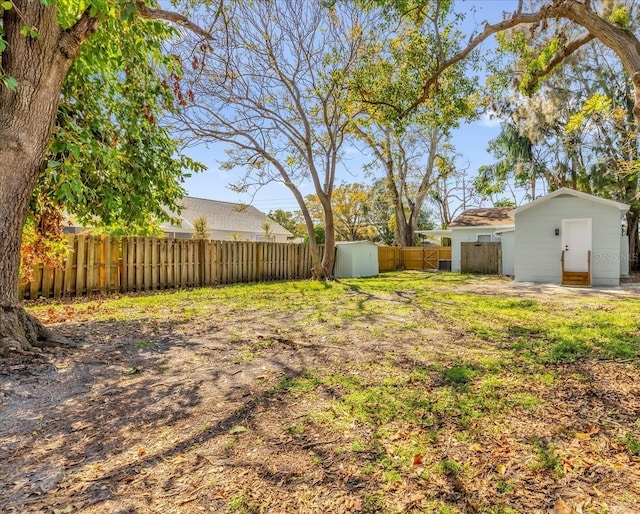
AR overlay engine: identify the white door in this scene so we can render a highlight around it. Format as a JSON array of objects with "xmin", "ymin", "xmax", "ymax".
[{"xmin": 561, "ymin": 218, "xmax": 592, "ymax": 272}]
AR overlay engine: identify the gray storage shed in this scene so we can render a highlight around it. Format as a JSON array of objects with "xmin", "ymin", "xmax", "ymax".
[{"xmin": 334, "ymin": 241, "xmax": 379, "ymax": 278}]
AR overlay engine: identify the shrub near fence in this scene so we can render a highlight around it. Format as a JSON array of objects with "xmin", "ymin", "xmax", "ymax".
[{"xmin": 19, "ymin": 236, "xmax": 323, "ymax": 300}]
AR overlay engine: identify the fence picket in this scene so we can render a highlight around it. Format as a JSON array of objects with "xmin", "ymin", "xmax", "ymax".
[
  {"xmin": 64, "ymin": 237, "xmax": 77, "ymax": 296},
  {"xmin": 20, "ymin": 236, "xmax": 338, "ymax": 299}
]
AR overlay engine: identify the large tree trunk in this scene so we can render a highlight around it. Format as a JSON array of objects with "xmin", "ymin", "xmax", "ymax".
[{"xmin": 0, "ymin": 2, "xmax": 97, "ymax": 354}]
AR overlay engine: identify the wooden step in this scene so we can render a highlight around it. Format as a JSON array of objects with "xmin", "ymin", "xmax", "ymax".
[{"xmin": 562, "ymin": 271, "xmax": 590, "ymax": 286}]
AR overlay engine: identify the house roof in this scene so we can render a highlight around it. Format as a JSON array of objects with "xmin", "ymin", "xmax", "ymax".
[
  {"xmin": 513, "ymin": 187, "xmax": 629, "ymax": 216},
  {"xmin": 448, "ymin": 207, "xmax": 515, "ymax": 228},
  {"xmin": 163, "ymin": 197, "xmax": 293, "ymax": 236}
]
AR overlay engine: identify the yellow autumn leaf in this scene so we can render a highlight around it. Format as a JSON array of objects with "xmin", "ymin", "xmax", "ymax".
[{"xmin": 496, "ymin": 464, "xmax": 507, "ymax": 475}]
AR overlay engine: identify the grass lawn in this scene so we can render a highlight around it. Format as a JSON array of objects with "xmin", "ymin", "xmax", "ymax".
[{"xmin": 3, "ymin": 271, "xmax": 640, "ymax": 513}]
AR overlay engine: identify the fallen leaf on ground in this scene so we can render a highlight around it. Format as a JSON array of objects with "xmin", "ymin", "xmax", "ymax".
[{"xmin": 555, "ymin": 498, "xmax": 577, "ymax": 514}]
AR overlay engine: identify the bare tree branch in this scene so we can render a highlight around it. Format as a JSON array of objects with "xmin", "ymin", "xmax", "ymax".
[{"xmin": 136, "ymin": 1, "xmax": 214, "ymax": 40}]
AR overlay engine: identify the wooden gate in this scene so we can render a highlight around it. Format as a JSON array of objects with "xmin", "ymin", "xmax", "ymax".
[
  {"xmin": 461, "ymin": 242, "xmax": 501, "ymax": 274},
  {"xmin": 401, "ymin": 247, "xmax": 440, "ymax": 270}
]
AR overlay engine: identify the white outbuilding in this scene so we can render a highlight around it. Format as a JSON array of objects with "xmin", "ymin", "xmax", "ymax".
[
  {"xmin": 513, "ymin": 188, "xmax": 629, "ymax": 286},
  {"xmin": 333, "ymin": 241, "xmax": 379, "ymax": 278}
]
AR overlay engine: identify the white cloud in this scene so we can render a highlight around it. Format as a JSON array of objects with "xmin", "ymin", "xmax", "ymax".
[{"xmin": 479, "ymin": 111, "xmax": 502, "ymax": 128}]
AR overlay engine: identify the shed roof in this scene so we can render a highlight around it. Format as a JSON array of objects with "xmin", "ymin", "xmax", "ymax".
[
  {"xmin": 513, "ymin": 187, "xmax": 629, "ymax": 216},
  {"xmin": 449, "ymin": 207, "xmax": 515, "ymax": 228}
]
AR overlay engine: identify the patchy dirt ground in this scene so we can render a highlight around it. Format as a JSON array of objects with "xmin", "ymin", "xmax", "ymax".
[{"xmin": 1, "ymin": 276, "xmax": 640, "ymax": 513}]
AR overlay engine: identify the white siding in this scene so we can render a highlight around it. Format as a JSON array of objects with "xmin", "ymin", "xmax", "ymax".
[
  {"xmin": 334, "ymin": 242, "xmax": 379, "ymax": 278},
  {"xmin": 210, "ymin": 229, "xmax": 290, "ymax": 242},
  {"xmin": 514, "ymin": 196, "xmax": 623, "ymax": 286},
  {"xmin": 620, "ymin": 236, "xmax": 630, "ymax": 277},
  {"xmin": 498, "ymin": 231, "xmax": 515, "ymax": 276},
  {"xmin": 451, "ymin": 228, "xmax": 509, "ymax": 272}
]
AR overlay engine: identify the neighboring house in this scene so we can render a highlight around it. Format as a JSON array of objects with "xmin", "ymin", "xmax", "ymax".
[
  {"xmin": 62, "ymin": 213, "xmax": 92, "ymax": 235},
  {"xmin": 63, "ymin": 197, "xmax": 294, "ymax": 243},
  {"xmin": 162, "ymin": 197, "xmax": 293, "ymax": 242},
  {"xmin": 445, "ymin": 188, "xmax": 629, "ymax": 286},
  {"xmin": 448, "ymin": 207, "xmax": 515, "ymax": 274},
  {"xmin": 513, "ymin": 188, "xmax": 629, "ymax": 287}
]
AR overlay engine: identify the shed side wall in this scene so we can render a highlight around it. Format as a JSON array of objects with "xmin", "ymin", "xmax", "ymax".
[
  {"xmin": 499, "ymin": 231, "xmax": 515, "ymax": 276},
  {"xmin": 334, "ymin": 243, "xmax": 379, "ymax": 278}
]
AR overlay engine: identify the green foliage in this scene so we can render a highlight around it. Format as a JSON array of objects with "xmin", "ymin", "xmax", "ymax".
[
  {"xmin": 261, "ymin": 222, "xmax": 273, "ymax": 240},
  {"xmin": 609, "ymin": 6, "xmax": 631, "ymax": 29},
  {"xmin": 366, "ymin": 178, "xmax": 396, "ymax": 244},
  {"xmin": 89, "ymin": 217, "xmax": 165, "ymax": 237},
  {"xmin": 438, "ymin": 459, "xmax": 462, "ymax": 476},
  {"xmin": 304, "ymin": 225, "xmax": 325, "ymax": 244},
  {"xmin": 1, "ymin": 75, "xmax": 17, "ymax": 90},
  {"xmin": 547, "ymin": 340, "xmax": 590, "ymax": 363},
  {"xmin": 268, "ymin": 209, "xmax": 306, "ymax": 238},
  {"xmin": 474, "ymin": 123, "xmax": 539, "ymax": 199},
  {"xmin": 493, "ymin": 198, "xmax": 516, "ymax": 207},
  {"xmin": 306, "ymin": 183, "xmax": 373, "ymax": 241},
  {"xmin": 530, "ymin": 437, "xmax": 563, "ymax": 476},
  {"xmin": 566, "ymin": 93, "xmax": 612, "ymax": 134},
  {"xmin": 350, "ymin": 9, "xmax": 478, "ymax": 130},
  {"xmin": 192, "ymin": 216, "xmax": 211, "ymax": 240},
  {"xmin": 37, "ymin": 3, "xmax": 204, "ymax": 232},
  {"xmin": 520, "ymin": 37, "xmax": 561, "ymax": 95}
]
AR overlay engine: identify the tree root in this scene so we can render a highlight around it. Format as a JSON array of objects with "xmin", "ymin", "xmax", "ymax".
[{"xmin": 0, "ymin": 304, "xmax": 72, "ymax": 357}]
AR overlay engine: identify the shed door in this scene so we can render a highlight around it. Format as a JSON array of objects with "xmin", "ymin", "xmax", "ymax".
[{"xmin": 561, "ymin": 218, "xmax": 592, "ymax": 272}]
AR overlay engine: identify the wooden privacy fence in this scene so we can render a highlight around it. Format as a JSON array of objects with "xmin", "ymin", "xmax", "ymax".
[
  {"xmin": 378, "ymin": 246, "xmax": 452, "ymax": 272},
  {"xmin": 20, "ymin": 236, "xmax": 322, "ymax": 300},
  {"xmin": 461, "ymin": 242, "xmax": 501, "ymax": 274}
]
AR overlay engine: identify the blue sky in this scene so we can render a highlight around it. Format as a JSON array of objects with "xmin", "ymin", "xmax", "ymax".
[
  {"xmin": 181, "ymin": 114, "xmax": 504, "ymax": 212},
  {"xmin": 180, "ymin": 1, "xmax": 515, "ymax": 213}
]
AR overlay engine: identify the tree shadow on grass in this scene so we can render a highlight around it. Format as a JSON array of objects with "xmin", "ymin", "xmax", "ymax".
[
  {"xmin": 2, "ymin": 288, "xmax": 640, "ymax": 513},
  {"xmin": 0, "ymin": 313, "xmax": 372, "ymax": 512}
]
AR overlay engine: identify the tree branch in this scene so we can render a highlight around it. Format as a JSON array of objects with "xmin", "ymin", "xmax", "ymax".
[
  {"xmin": 399, "ymin": 10, "xmax": 546, "ymax": 117},
  {"xmin": 136, "ymin": 2, "xmax": 215, "ymax": 40},
  {"xmin": 522, "ymin": 33, "xmax": 595, "ymax": 95},
  {"xmin": 59, "ymin": 8, "xmax": 100, "ymax": 60}
]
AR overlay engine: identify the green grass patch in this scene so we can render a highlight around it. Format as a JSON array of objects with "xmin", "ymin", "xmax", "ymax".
[
  {"xmin": 442, "ymin": 364, "xmax": 476, "ymax": 386},
  {"xmin": 25, "ymin": 270, "xmax": 640, "ymax": 512},
  {"xmin": 621, "ymin": 432, "xmax": 640, "ymax": 456}
]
